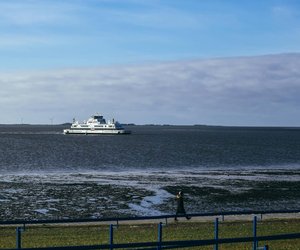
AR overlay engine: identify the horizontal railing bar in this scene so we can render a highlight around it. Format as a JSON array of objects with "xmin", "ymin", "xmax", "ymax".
[
  {"xmin": 161, "ymin": 232, "xmax": 300, "ymax": 248},
  {"xmin": 0, "ymin": 209, "xmax": 299, "ymax": 225}
]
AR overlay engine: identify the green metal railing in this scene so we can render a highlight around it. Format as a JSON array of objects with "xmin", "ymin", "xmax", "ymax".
[{"xmin": 1, "ymin": 209, "xmax": 299, "ymax": 250}]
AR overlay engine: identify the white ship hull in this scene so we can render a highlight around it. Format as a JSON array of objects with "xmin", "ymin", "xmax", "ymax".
[{"xmin": 63, "ymin": 128, "xmax": 130, "ymax": 135}]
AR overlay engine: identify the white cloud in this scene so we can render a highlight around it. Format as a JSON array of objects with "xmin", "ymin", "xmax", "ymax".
[
  {"xmin": 0, "ymin": 53, "xmax": 300, "ymax": 126},
  {"xmin": 0, "ymin": 35, "xmax": 55, "ymax": 47},
  {"xmin": 0, "ymin": 1, "xmax": 78, "ymax": 26}
]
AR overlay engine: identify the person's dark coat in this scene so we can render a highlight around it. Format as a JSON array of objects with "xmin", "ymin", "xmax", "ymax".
[{"xmin": 176, "ymin": 192, "xmax": 186, "ymax": 214}]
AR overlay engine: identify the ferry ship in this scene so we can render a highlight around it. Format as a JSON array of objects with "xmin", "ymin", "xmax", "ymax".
[{"xmin": 63, "ymin": 115, "xmax": 131, "ymax": 135}]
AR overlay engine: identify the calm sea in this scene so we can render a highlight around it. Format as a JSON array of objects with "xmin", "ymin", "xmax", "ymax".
[{"xmin": 0, "ymin": 125, "xmax": 299, "ymax": 220}]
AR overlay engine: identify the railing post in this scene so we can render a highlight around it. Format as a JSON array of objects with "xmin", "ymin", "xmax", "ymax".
[
  {"xmin": 157, "ymin": 222, "xmax": 163, "ymax": 250},
  {"xmin": 109, "ymin": 224, "xmax": 114, "ymax": 250},
  {"xmin": 253, "ymin": 216, "xmax": 258, "ymax": 250},
  {"xmin": 16, "ymin": 227, "xmax": 22, "ymax": 249},
  {"xmin": 214, "ymin": 217, "xmax": 219, "ymax": 250}
]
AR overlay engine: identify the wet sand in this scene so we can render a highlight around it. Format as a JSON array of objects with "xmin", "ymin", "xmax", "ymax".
[{"xmin": 1, "ymin": 169, "xmax": 300, "ymax": 221}]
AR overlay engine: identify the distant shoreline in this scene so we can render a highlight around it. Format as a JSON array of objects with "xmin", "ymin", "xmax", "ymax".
[{"xmin": 0, "ymin": 123, "xmax": 299, "ymax": 129}]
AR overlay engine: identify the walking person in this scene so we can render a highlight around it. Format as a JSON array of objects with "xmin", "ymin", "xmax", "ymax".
[{"xmin": 175, "ymin": 191, "xmax": 191, "ymax": 221}]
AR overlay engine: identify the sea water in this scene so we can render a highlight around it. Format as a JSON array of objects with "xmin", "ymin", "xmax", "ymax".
[{"xmin": 0, "ymin": 125, "xmax": 299, "ymax": 220}]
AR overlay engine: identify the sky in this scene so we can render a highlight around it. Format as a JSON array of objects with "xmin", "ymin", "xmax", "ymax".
[{"xmin": 0, "ymin": 0, "xmax": 300, "ymax": 126}]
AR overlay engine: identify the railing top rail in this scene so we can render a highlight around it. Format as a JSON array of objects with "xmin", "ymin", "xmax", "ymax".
[{"xmin": 0, "ymin": 209, "xmax": 299, "ymax": 225}]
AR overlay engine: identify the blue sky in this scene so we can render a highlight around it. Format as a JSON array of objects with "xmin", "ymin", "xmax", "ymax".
[
  {"xmin": 1, "ymin": 0, "xmax": 300, "ymax": 69},
  {"xmin": 1, "ymin": 0, "xmax": 300, "ymax": 125}
]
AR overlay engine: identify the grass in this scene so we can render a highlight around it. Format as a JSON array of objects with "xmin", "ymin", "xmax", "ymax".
[{"xmin": 0, "ymin": 218, "xmax": 299, "ymax": 249}]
